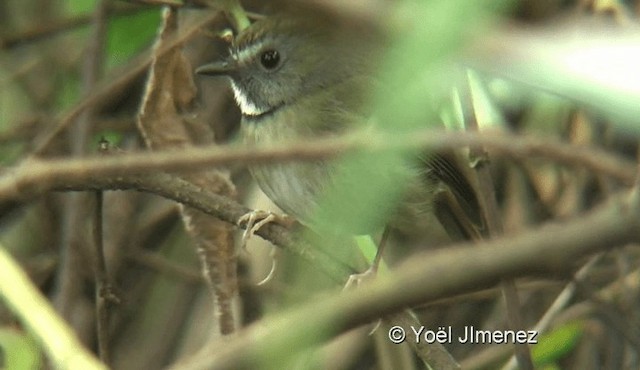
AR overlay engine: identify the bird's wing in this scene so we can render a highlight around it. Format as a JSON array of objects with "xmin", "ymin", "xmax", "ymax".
[{"xmin": 422, "ymin": 151, "xmax": 486, "ymax": 242}]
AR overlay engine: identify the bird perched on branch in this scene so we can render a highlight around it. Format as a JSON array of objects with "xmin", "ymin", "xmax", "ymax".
[{"xmin": 197, "ymin": 5, "xmax": 483, "ymax": 281}]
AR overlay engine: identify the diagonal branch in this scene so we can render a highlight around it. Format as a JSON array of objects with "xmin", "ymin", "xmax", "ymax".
[
  {"xmin": 166, "ymin": 187, "xmax": 640, "ymax": 370},
  {"xmin": 50, "ymin": 172, "xmax": 354, "ymax": 282}
]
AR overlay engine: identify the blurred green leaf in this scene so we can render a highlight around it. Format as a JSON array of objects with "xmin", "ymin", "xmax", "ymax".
[
  {"xmin": 106, "ymin": 9, "xmax": 161, "ymax": 69},
  {"xmin": 65, "ymin": 0, "xmax": 97, "ymax": 16},
  {"xmin": 55, "ymin": 69, "xmax": 81, "ymax": 110},
  {"xmin": 313, "ymin": 0, "xmax": 510, "ymax": 235},
  {"xmin": 0, "ymin": 328, "xmax": 42, "ymax": 370},
  {"xmin": 532, "ymin": 321, "xmax": 584, "ymax": 367}
]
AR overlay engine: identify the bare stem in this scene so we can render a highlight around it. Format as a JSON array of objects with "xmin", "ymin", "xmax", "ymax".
[{"xmin": 458, "ymin": 70, "xmax": 533, "ymax": 370}]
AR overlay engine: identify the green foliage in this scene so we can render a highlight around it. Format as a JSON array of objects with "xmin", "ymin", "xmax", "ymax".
[
  {"xmin": 0, "ymin": 328, "xmax": 42, "ymax": 370},
  {"xmin": 532, "ymin": 321, "xmax": 584, "ymax": 368},
  {"xmin": 106, "ymin": 9, "xmax": 161, "ymax": 69},
  {"xmin": 55, "ymin": 69, "xmax": 81, "ymax": 110},
  {"xmin": 65, "ymin": 0, "xmax": 97, "ymax": 16},
  {"xmin": 312, "ymin": 0, "xmax": 510, "ymax": 238}
]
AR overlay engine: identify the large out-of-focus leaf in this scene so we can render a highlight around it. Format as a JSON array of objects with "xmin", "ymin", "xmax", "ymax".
[
  {"xmin": 65, "ymin": 0, "xmax": 97, "ymax": 16},
  {"xmin": 312, "ymin": 0, "xmax": 509, "ymax": 236},
  {"xmin": 0, "ymin": 328, "xmax": 42, "ymax": 370},
  {"xmin": 469, "ymin": 24, "xmax": 640, "ymax": 130},
  {"xmin": 532, "ymin": 321, "xmax": 584, "ymax": 367}
]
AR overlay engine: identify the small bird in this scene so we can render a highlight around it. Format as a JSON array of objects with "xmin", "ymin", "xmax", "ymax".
[{"xmin": 197, "ymin": 7, "xmax": 482, "ymax": 275}]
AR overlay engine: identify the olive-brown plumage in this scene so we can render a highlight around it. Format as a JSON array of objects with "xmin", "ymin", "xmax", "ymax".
[{"xmin": 198, "ymin": 10, "xmax": 482, "ymax": 240}]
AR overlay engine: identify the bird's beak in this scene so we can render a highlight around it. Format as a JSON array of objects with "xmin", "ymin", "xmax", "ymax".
[{"xmin": 196, "ymin": 60, "xmax": 236, "ymax": 76}]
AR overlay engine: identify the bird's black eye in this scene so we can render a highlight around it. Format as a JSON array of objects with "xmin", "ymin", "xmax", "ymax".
[{"xmin": 259, "ymin": 50, "xmax": 281, "ymax": 70}]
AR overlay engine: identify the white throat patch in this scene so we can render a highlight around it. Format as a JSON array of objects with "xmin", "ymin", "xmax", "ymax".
[{"xmin": 230, "ymin": 81, "xmax": 268, "ymax": 117}]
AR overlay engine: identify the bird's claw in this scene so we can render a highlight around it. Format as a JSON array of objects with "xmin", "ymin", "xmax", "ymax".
[
  {"xmin": 237, "ymin": 210, "xmax": 293, "ymax": 286},
  {"xmin": 237, "ymin": 210, "xmax": 293, "ymax": 251},
  {"xmin": 256, "ymin": 246, "xmax": 278, "ymax": 286},
  {"xmin": 344, "ymin": 266, "xmax": 382, "ymax": 334},
  {"xmin": 343, "ymin": 265, "xmax": 378, "ymax": 291}
]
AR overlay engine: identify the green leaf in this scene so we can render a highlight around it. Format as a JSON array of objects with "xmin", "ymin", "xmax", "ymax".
[
  {"xmin": 532, "ymin": 321, "xmax": 584, "ymax": 367},
  {"xmin": 0, "ymin": 328, "xmax": 42, "ymax": 370},
  {"xmin": 106, "ymin": 9, "xmax": 161, "ymax": 69},
  {"xmin": 312, "ymin": 0, "xmax": 511, "ymax": 236},
  {"xmin": 65, "ymin": 0, "xmax": 97, "ymax": 16}
]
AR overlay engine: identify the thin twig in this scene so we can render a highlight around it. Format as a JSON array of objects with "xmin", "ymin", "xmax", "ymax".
[
  {"xmin": 458, "ymin": 71, "xmax": 533, "ymax": 370},
  {"xmin": 500, "ymin": 254, "xmax": 603, "ymax": 370},
  {"xmin": 93, "ymin": 188, "xmax": 110, "ymax": 362},
  {"xmin": 53, "ymin": 0, "xmax": 111, "ymax": 346},
  {"xmin": 93, "ymin": 140, "xmax": 117, "ymax": 363},
  {"xmin": 30, "ymin": 11, "xmax": 221, "ymax": 156},
  {"xmin": 460, "ymin": 255, "xmax": 630, "ymax": 370}
]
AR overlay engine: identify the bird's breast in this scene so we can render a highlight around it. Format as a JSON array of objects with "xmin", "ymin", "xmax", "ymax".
[{"xmin": 240, "ymin": 109, "xmax": 335, "ymax": 224}]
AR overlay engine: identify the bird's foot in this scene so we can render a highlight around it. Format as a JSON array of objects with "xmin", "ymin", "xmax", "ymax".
[
  {"xmin": 237, "ymin": 210, "xmax": 294, "ymax": 251},
  {"xmin": 343, "ymin": 265, "xmax": 378, "ymax": 291},
  {"xmin": 256, "ymin": 246, "xmax": 279, "ymax": 286},
  {"xmin": 344, "ymin": 265, "xmax": 383, "ymax": 334}
]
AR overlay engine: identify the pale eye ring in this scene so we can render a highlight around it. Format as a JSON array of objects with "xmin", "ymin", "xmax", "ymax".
[{"xmin": 259, "ymin": 49, "xmax": 281, "ymax": 70}]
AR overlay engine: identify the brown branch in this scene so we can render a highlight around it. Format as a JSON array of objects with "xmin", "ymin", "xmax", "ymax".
[
  {"xmin": 93, "ymin": 189, "xmax": 110, "ymax": 361},
  {"xmin": 458, "ymin": 72, "xmax": 533, "ymax": 370},
  {"xmin": 51, "ymin": 172, "xmax": 354, "ymax": 282},
  {"xmin": 53, "ymin": 0, "xmax": 111, "ymax": 350},
  {"xmin": 0, "ymin": 126, "xmax": 634, "ymax": 284},
  {"xmin": 94, "ymin": 143, "xmax": 119, "ymax": 364},
  {"xmin": 2, "ymin": 130, "xmax": 633, "ymax": 204},
  {"xmin": 165, "ymin": 188, "xmax": 640, "ymax": 370}
]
